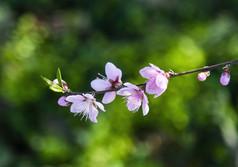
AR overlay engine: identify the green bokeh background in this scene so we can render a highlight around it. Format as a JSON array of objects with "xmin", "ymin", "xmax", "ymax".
[{"xmin": 0, "ymin": 0, "xmax": 238, "ymax": 166}]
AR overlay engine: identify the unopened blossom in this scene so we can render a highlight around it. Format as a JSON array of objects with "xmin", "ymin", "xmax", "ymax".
[
  {"xmin": 66, "ymin": 94, "xmax": 105, "ymax": 123},
  {"xmin": 198, "ymin": 71, "xmax": 210, "ymax": 81},
  {"xmin": 220, "ymin": 69, "xmax": 230, "ymax": 86},
  {"xmin": 117, "ymin": 83, "xmax": 149, "ymax": 115},
  {"xmin": 91, "ymin": 62, "xmax": 122, "ymax": 104},
  {"xmin": 139, "ymin": 63, "xmax": 168, "ymax": 98},
  {"xmin": 53, "ymin": 79, "xmax": 68, "ymax": 89},
  {"xmin": 53, "ymin": 79, "xmax": 69, "ymax": 106}
]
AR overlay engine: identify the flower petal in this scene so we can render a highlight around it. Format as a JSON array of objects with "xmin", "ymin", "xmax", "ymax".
[
  {"xmin": 126, "ymin": 100, "xmax": 141, "ymax": 112},
  {"xmin": 83, "ymin": 94, "xmax": 95, "ymax": 100},
  {"xmin": 102, "ymin": 91, "xmax": 116, "ymax": 104},
  {"xmin": 66, "ymin": 95, "xmax": 84, "ymax": 103},
  {"xmin": 145, "ymin": 78, "xmax": 159, "ymax": 94},
  {"xmin": 156, "ymin": 74, "xmax": 168, "ymax": 89},
  {"xmin": 105, "ymin": 62, "xmax": 122, "ymax": 81},
  {"xmin": 139, "ymin": 67, "xmax": 158, "ymax": 79},
  {"xmin": 142, "ymin": 92, "xmax": 148, "ymax": 104},
  {"xmin": 58, "ymin": 96, "xmax": 70, "ymax": 106},
  {"xmin": 149, "ymin": 63, "xmax": 164, "ymax": 73},
  {"xmin": 126, "ymin": 94, "xmax": 142, "ymax": 111},
  {"xmin": 117, "ymin": 88, "xmax": 136, "ymax": 96},
  {"xmin": 142, "ymin": 93, "xmax": 149, "ymax": 115},
  {"xmin": 124, "ymin": 82, "xmax": 139, "ymax": 90},
  {"xmin": 96, "ymin": 102, "xmax": 105, "ymax": 112},
  {"xmin": 116, "ymin": 68, "xmax": 122, "ymax": 82},
  {"xmin": 142, "ymin": 102, "xmax": 149, "ymax": 116},
  {"xmin": 70, "ymin": 103, "xmax": 78, "ymax": 113},
  {"xmin": 70, "ymin": 102, "xmax": 86, "ymax": 113},
  {"xmin": 89, "ymin": 105, "xmax": 99, "ymax": 123},
  {"xmin": 91, "ymin": 79, "xmax": 111, "ymax": 91},
  {"xmin": 154, "ymin": 88, "xmax": 167, "ymax": 98}
]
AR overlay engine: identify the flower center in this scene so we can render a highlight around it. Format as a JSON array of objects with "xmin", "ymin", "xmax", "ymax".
[
  {"xmin": 109, "ymin": 76, "xmax": 122, "ymax": 89},
  {"xmin": 98, "ymin": 73, "xmax": 122, "ymax": 89}
]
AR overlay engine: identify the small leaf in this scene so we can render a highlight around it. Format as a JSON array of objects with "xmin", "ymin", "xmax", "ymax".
[
  {"xmin": 57, "ymin": 68, "xmax": 64, "ymax": 88},
  {"xmin": 49, "ymin": 84, "xmax": 64, "ymax": 92},
  {"xmin": 41, "ymin": 75, "xmax": 64, "ymax": 93},
  {"xmin": 41, "ymin": 76, "xmax": 53, "ymax": 86}
]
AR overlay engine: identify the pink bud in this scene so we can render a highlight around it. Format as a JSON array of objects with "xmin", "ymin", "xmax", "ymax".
[
  {"xmin": 53, "ymin": 79, "xmax": 68, "ymax": 89},
  {"xmin": 165, "ymin": 72, "xmax": 170, "ymax": 79},
  {"xmin": 220, "ymin": 69, "xmax": 230, "ymax": 86},
  {"xmin": 198, "ymin": 72, "xmax": 210, "ymax": 81}
]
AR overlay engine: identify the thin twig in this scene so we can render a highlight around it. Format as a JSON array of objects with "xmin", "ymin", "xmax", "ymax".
[
  {"xmin": 170, "ymin": 59, "xmax": 238, "ymax": 78},
  {"xmin": 65, "ymin": 59, "xmax": 238, "ymax": 96}
]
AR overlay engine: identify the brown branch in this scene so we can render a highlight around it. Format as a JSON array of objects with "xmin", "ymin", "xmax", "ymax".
[
  {"xmin": 169, "ymin": 59, "xmax": 238, "ymax": 78},
  {"xmin": 65, "ymin": 59, "xmax": 238, "ymax": 96}
]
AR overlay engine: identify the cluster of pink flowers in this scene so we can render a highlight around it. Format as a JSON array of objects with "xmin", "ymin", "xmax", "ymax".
[
  {"xmin": 57, "ymin": 62, "xmax": 169, "ymax": 123},
  {"xmin": 197, "ymin": 68, "xmax": 231, "ymax": 86},
  {"xmin": 53, "ymin": 62, "xmax": 232, "ymax": 123}
]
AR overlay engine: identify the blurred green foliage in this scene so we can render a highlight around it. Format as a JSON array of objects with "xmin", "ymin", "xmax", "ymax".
[{"xmin": 0, "ymin": 0, "xmax": 238, "ymax": 166}]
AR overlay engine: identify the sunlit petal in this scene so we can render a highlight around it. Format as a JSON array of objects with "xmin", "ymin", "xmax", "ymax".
[
  {"xmin": 89, "ymin": 105, "xmax": 98, "ymax": 123},
  {"xmin": 105, "ymin": 62, "xmax": 121, "ymax": 81},
  {"xmin": 96, "ymin": 102, "xmax": 106, "ymax": 112},
  {"xmin": 139, "ymin": 67, "xmax": 158, "ymax": 79},
  {"xmin": 91, "ymin": 79, "xmax": 111, "ymax": 91},
  {"xmin": 58, "ymin": 96, "xmax": 70, "ymax": 106},
  {"xmin": 66, "ymin": 95, "xmax": 84, "ymax": 102},
  {"xmin": 155, "ymin": 74, "xmax": 168, "ymax": 89},
  {"xmin": 145, "ymin": 78, "xmax": 159, "ymax": 94},
  {"xmin": 102, "ymin": 91, "xmax": 116, "ymax": 104}
]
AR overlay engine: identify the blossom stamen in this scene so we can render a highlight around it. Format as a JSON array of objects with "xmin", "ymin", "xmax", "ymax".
[{"xmin": 98, "ymin": 73, "xmax": 108, "ymax": 80}]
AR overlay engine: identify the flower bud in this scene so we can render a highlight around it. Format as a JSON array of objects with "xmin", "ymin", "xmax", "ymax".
[
  {"xmin": 220, "ymin": 69, "xmax": 230, "ymax": 86},
  {"xmin": 198, "ymin": 72, "xmax": 210, "ymax": 81},
  {"xmin": 53, "ymin": 79, "xmax": 68, "ymax": 89}
]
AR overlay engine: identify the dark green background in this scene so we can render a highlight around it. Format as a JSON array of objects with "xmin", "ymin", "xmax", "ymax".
[{"xmin": 0, "ymin": 0, "xmax": 238, "ymax": 166}]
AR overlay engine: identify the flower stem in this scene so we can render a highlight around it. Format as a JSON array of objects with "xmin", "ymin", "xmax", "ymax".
[
  {"xmin": 169, "ymin": 59, "xmax": 238, "ymax": 78},
  {"xmin": 65, "ymin": 59, "xmax": 238, "ymax": 96}
]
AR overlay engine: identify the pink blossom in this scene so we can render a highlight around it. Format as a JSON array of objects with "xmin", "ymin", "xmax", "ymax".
[
  {"xmin": 220, "ymin": 69, "xmax": 230, "ymax": 86},
  {"xmin": 139, "ymin": 63, "xmax": 168, "ymax": 98},
  {"xmin": 58, "ymin": 96, "xmax": 70, "ymax": 106},
  {"xmin": 66, "ymin": 94, "xmax": 105, "ymax": 123},
  {"xmin": 91, "ymin": 62, "xmax": 122, "ymax": 104},
  {"xmin": 117, "ymin": 83, "xmax": 149, "ymax": 116},
  {"xmin": 198, "ymin": 71, "xmax": 210, "ymax": 81}
]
